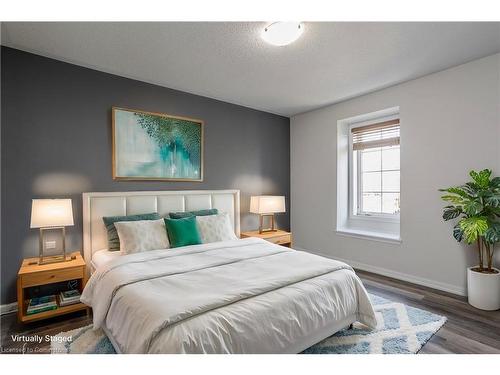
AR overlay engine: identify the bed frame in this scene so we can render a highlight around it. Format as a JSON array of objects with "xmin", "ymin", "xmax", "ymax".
[{"xmin": 82, "ymin": 190, "xmax": 240, "ymax": 270}]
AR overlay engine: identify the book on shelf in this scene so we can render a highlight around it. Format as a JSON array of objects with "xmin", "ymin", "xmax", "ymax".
[
  {"xmin": 60, "ymin": 295, "xmax": 80, "ymax": 302},
  {"xmin": 27, "ymin": 305, "xmax": 57, "ymax": 315},
  {"xmin": 59, "ymin": 290, "xmax": 81, "ymax": 306},
  {"xmin": 59, "ymin": 299, "xmax": 81, "ymax": 307},
  {"xmin": 28, "ymin": 295, "xmax": 56, "ymax": 307},
  {"xmin": 60, "ymin": 296, "xmax": 80, "ymax": 302},
  {"xmin": 61, "ymin": 290, "xmax": 80, "ymax": 299},
  {"xmin": 27, "ymin": 301, "xmax": 56, "ymax": 309},
  {"xmin": 27, "ymin": 295, "xmax": 57, "ymax": 315}
]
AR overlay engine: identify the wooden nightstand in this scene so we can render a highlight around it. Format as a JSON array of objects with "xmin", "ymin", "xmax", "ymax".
[
  {"xmin": 17, "ymin": 252, "xmax": 88, "ymax": 323},
  {"xmin": 241, "ymin": 230, "xmax": 292, "ymax": 248}
]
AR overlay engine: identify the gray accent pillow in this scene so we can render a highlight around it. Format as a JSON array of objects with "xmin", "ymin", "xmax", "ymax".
[
  {"xmin": 169, "ymin": 208, "xmax": 218, "ymax": 219},
  {"xmin": 102, "ymin": 212, "xmax": 160, "ymax": 251}
]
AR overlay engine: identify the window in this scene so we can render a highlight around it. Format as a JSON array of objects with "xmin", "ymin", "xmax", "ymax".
[
  {"xmin": 336, "ymin": 107, "xmax": 400, "ymax": 243},
  {"xmin": 350, "ymin": 119, "xmax": 400, "ymax": 217}
]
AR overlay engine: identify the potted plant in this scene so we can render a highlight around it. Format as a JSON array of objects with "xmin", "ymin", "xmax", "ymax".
[{"xmin": 440, "ymin": 169, "xmax": 500, "ymax": 310}]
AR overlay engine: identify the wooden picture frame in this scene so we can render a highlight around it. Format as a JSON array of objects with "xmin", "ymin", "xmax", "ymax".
[{"xmin": 112, "ymin": 107, "xmax": 204, "ymax": 182}]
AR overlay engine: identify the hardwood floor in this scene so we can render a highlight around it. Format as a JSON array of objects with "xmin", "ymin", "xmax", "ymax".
[
  {"xmin": 356, "ymin": 269, "xmax": 500, "ymax": 354},
  {"xmin": 1, "ymin": 270, "xmax": 499, "ymax": 354}
]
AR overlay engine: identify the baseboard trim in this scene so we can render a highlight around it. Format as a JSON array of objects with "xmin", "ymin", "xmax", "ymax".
[
  {"xmin": 0, "ymin": 302, "xmax": 18, "ymax": 316},
  {"xmin": 295, "ymin": 247, "xmax": 467, "ymax": 296}
]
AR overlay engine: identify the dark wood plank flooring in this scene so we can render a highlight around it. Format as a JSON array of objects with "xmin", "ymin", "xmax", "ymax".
[
  {"xmin": 356, "ymin": 270, "xmax": 500, "ymax": 354},
  {"xmin": 1, "ymin": 270, "xmax": 499, "ymax": 354}
]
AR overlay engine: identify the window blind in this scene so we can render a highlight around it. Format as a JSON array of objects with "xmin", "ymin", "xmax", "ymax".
[{"xmin": 351, "ymin": 119, "xmax": 400, "ymax": 151}]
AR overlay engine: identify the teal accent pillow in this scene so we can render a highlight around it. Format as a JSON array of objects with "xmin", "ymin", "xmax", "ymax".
[
  {"xmin": 164, "ymin": 216, "xmax": 202, "ymax": 248},
  {"xmin": 103, "ymin": 212, "xmax": 160, "ymax": 251},
  {"xmin": 169, "ymin": 208, "xmax": 218, "ymax": 219}
]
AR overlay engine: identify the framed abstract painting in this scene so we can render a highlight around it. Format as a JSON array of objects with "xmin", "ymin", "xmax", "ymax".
[{"xmin": 112, "ymin": 107, "xmax": 204, "ymax": 181}]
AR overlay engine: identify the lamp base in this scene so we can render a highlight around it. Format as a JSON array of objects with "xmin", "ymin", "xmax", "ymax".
[
  {"xmin": 259, "ymin": 228, "xmax": 278, "ymax": 234},
  {"xmin": 38, "ymin": 227, "xmax": 68, "ymax": 265},
  {"xmin": 258, "ymin": 214, "xmax": 278, "ymax": 234},
  {"xmin": 38, "ymin": 255, "xmax": 68, "ymax": 265}
]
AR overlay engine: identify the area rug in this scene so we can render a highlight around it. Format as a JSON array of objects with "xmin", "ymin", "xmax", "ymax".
[{"xmin": 51, "ymin": 294, "xmax": 446, "ymax": 354}]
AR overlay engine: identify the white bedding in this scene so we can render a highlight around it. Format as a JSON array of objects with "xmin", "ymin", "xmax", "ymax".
[
  {"xmin": 91, "ymin": 249, "xmax": 122, "ymax": 269},
  {"xmin": 82, "ymin": 238, "xmax": 376, "ymax": 354}
]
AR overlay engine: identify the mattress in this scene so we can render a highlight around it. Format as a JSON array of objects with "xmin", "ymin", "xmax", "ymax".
[
  {"xmin": 91, "ymin": 249, "xmax": 122, "ymax": 270},
  {"xmin": 82, "ymin": 238, "xmax": 376, "ymax": 353}
]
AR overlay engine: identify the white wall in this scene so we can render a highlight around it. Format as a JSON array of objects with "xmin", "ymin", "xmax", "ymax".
[{"xmin": 291, "ymin": 53, "xmax": 500, "ymax": 295}]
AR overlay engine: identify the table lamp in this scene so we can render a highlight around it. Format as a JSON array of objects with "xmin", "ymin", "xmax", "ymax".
[
  {"xmin": 30, "ymin": 199, "xmax": 74, "ymax": 264},
  {"xmin": 250, "ymin": 196, "xmax": 286, "ymax": 233}
]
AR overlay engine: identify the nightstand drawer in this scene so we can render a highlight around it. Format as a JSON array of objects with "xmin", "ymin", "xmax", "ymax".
[
  {"xmin": 268, "ymin": 234, "xmax": 292, "ymax": 245},
  {"xmin": 21, "ymin": 267, "xmax": 84, "ymax": 288}
]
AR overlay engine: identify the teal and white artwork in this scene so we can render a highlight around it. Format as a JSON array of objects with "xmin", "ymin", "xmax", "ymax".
[{"xmin": 112, "ymin": 107, "xmax": 203, "ymax": 181}]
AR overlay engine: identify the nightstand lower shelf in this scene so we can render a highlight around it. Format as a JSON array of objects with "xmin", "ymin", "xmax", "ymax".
[{"xmin": 21, "ymin": 301, "xmax": 88, "ymax": 323}]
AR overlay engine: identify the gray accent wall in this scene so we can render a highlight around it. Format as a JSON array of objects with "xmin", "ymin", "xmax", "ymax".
[{"xmin": 1, "ymin": 47, "xmax": 290, "ymax": 304}]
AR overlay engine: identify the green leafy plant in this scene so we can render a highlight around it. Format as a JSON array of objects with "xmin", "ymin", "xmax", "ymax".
[{"xmin": 440, "ymin": 169, "xmax": 499, "ymax": 273}]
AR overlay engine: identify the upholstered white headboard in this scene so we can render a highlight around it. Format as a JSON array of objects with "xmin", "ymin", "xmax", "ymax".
[{"xmin": 82, "ymin": 189, "xmax": 240, "ymax": 267}]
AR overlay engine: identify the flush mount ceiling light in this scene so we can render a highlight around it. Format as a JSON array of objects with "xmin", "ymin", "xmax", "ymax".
[{"xmin": 262, "ymin": 22, "xmax": 304, "ymax": 46}]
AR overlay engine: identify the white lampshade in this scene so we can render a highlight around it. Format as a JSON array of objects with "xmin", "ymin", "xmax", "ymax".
[
  {"xmin": 30, "ymin": 199, "xmax": 74, "ymax": 228},
  {"xmin": 250, "ymin": 196, "xmax": 286, "ymax": 214}
]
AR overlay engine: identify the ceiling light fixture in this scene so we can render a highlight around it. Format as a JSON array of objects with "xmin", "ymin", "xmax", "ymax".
[{"xmin": 262, "ymin": 22, "xmax": 304, "ymax": 46}]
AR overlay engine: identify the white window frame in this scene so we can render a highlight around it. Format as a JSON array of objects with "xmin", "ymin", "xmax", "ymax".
[
  {"xmin": 348, "ymin": 116, "xmax": 400, "ymax": 224},
  {"xmin": 336, "ymin": 107, "xmax": 401, "ymax": 243}
]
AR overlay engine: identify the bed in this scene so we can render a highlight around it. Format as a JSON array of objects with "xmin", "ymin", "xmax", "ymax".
[{"xmin": 81, "ymin": 190, "xmax": 376, "ymax": 354}]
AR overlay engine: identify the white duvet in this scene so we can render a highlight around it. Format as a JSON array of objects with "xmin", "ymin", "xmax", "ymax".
[{"xmin": 81, "ymin": 238, "xmax": 376, "ymax": 353}]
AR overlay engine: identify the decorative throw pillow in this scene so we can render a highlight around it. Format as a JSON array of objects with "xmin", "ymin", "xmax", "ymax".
[
  {"xmin": 114, "ymin": 219, "xmax": 170, "ymax": 254},
  {"xmin": 196, "ymin": 212, "xmax": 237, "ymax": 244},
  {"xmin": 102, "ymin": 212, "xmax": 160, "ymax": 251},
  {"xmin": 164, "ymin": 216, "xmax": 202, "ymax": 248},
  {"xmin": 169, "ymin": 208, "xmax": 218, "ymax": 219}
]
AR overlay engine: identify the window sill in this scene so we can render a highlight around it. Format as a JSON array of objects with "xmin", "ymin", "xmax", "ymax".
[
  {"xmin": 349, "ymin": 214, "xmax": 400, "ymax": 224},
  {"xmin": 335, "ymin": 228, "xmax": 402, "ymax": 244}
]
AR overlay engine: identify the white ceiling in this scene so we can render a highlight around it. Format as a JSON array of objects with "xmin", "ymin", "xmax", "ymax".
[{"xmin": 2, "ymin": 22, "xmax": 500, "ymax": 116}]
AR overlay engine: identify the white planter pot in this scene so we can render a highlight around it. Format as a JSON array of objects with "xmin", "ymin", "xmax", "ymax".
[{"xmin": 467, "ymin": 266, "xmax": 500, "ymax": 311}]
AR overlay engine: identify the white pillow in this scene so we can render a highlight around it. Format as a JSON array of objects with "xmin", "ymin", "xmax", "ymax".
[
  {"xmin": 196, "ymin": 213, "xmax": 237, "ymax": 243},
  {"xmin": 114, "ymin": 219, "xmax": 170, "ymax": 254}
]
